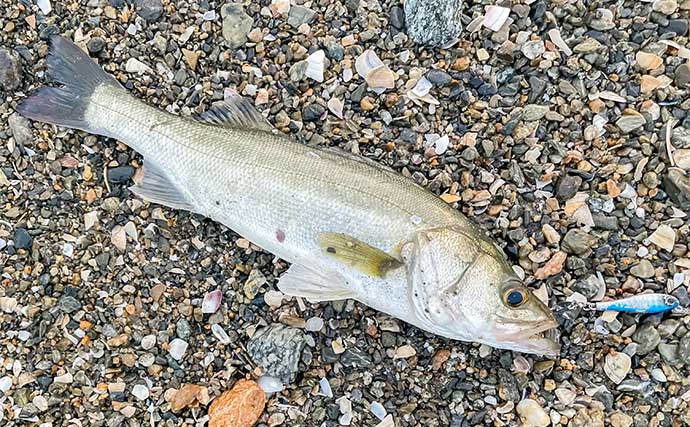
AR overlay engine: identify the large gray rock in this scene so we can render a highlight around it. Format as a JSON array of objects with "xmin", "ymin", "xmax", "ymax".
[
  {"xmin": 247, "ymin": 324, "xmax": 307, "ymax": 383},
  {"xmin": 0, "ymin": 48, "xmax": 22, "ymax": 91},
  {"xmin": 403, "ymin": 0, "xmax": 463, "ymax": 47}
]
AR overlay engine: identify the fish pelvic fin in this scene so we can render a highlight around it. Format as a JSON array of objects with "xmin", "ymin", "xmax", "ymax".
[
  {"xmin": 277, "ymin": 264, "xmax": 356, "ymax": 302},
  {"xmin": 17, "ymin": 35, "xmax": 124, "ymax": 135},
  {"xmin": 130, "ymin": 161, "xmax": 194, "ymax": 212},
  {"xmin": 318, "ymin": 232, "xmax": 403, "ymax": 278}
]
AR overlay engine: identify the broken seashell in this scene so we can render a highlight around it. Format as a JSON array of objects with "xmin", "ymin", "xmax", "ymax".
[{"xmin": 483, "ymin": 5, "xmax": 510, "ymax": 32}]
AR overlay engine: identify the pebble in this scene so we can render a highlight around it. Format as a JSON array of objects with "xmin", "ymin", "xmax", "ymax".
[
  {"xmin": 287, "ymin": 5, "xmax": 316, "ymax": 28},
  {"xmin": 141, "ymin": 335, "xmax": 157, "ymax": 350},
  {"xmin": 168, "ymin": 338, "xmax": 189, "ymax": 360},
  {"xmin": 132, "ymin": 384, "xmax": 149, "ymax": 401},
  {"xmin": 107, "ymin": 166, "xmax": 135, "ymax": 183},
  {"xmin": 403, "ymin": 0, "xmax": 463, "ymax": 46},
  {"xmin": 632, "ymin": 323, "xmax": 661, "ymax": 355},
  {"xmin": 9, "ymin": 113, "xmax": 33, "ymax": 148},
  {"xmin": 0, "ymin": 49, "xmax": 21, "ymax": 91},
  {"xmin": 247, "ymin": 324, "xmax": 307, "ymax": 383},
  {"xmin": 202, "ymin": 289, "xmax": 223, "ymax": 314},
  {"xmin": 516, "ymin": 399, "xmax": 550, "ymax": 427},
  {"xmin": 616, "ymin": 114, "xmax": 646, "ymax": 133},
  {"xmin": 303, "ymin": 103, "xmax": 326, "ymax": 122},
  {"xmin": 630, "ymin": 259, "xmax": 655, "ymax": 279},
  {"xmin": 221, "ymin": 2, "xmax": 254, "ymax": 48},
  {"xmin": 675, "ymin": 64, "xmax": 690, "ymax": 89},
  {"xmin": 647, "ymin": 224, "xmax": 676, "ymax": 251},
  {"xmin": 426, "ymin": 69, "xmax": 452, "ymax": 86},
  {"xmin": 678, "ymin": 333, "xmax": 690, "ymax": 363},
  {"xmin": 134, "ymin": 0, "xmax": 163, "ymax": 21},
  {"xmin": 562, "ymin": 229, "xmax": 597, "ymax": 255},
  {"xmin": 305, "ymin": 317, "xmax": 324, "ymax": 332},
  {"xmin": 13, "ymin": 228, "xmax": 32, "ymax": 250}
]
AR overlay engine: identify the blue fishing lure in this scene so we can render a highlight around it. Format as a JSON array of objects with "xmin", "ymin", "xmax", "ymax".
[{"xmin": 591, "ymin": 294, "xmax": 680, "ymax": 314}]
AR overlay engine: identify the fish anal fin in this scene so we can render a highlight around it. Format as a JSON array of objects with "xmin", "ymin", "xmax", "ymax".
[
  {"xmin": 130, "ymin": 161, "xmax": 194, "ymax": 212},
  {"xmin": 194, "ymin": 91, "xmax": 273, "ymax": 132},
  {"xmin": 318, "ymin": 232, "xmax": 403, "ymax": 278},
  {"xmin": 277, "ymin": 264, "xmax": 355, "ymax": 302}
]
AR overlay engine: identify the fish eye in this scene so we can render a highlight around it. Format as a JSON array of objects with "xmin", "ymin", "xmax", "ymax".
[{"xmin": 503, "ymin": 288, "xmax": 528, "ymax": 308}]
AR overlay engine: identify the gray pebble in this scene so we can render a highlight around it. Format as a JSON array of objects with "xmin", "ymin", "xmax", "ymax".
[
  {"xmin": 134, "ymin": 0, "xmax": 163, "ymax": 22},
  {"xmin": 632, "ymin": 323, "xmax": 661, "ymax": 355},
  {"xmin": 287, "ymin": 5, "xmax": 316, "ymax": 28},
  {"xmin": 221, "ymin": 3, "xmax": 254, "ymax": 49},
  {"xmin": 247, "ymin": 324, "xmax": 307, "ymax": 383},
  {"xmin": 13, "ymin": 228, "xmax": 32, "ymax": 250},
  {"xmin": 0, "ymin": 48, "xmax": 22, "ymax": 91}
]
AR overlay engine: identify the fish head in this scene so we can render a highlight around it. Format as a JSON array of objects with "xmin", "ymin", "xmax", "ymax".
[{"xmin": 405, "ymin": 226, "xmax": 560, "ymax": 356}]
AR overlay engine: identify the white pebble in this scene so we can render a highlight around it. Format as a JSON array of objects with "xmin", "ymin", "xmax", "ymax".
[
  {"xmin": 125, "ymin": 58, "xmax": 152, "ymax": 73},
  {"xmin": 375, "ymin": 415, "xmax": 395, "ymax": 427},
  {"xmin": 127, "ymin": 24, "xmax": 137, "ymax": 35},
  {"xmin": 211, "ymin": 324, "xmax": 231, "ymax": 344},
  {"xmin": 319, "ymin": 377, "xmax": 333, "ymax": 398},
  {"xmin": 54, "ymin": 373, "xmax": 73, "ymax": 384},
  {"xmin": 17, "ymin": 331, "xmax": 30, "ymax": 341},
  {"xmin": 257, "ymin": 375, "xmax": 285, "ymax": 393},
  {"xmin": 37, "ymin": 0, "xmax": 52, "ymax": 14},
  {"xmin": 264, "ymin": 290, "xmax": 285, "ymax": 307},
  {"xmin": 203, "ymin": 10, "xmax": 216, "ymax": 20},
  {"xmin": 168, "ymin": 339, "xmax": 188, "ymax": 360},
  {"xmin": 0, "ymin": 376, "xmax": 12, "ymax": 393},
  {"xmin": 0, "ymin": 297, "xmax": 17, "ymax": 313},
  {"xmin": 33, "ymin": 395, "xmax": 48, "ymax": 412},
  {"xmin": 141, "ymin": 334, "xmax": 156, "ymax": 350},
  {"xmin": 370, "ymin": 401, "xmax": 387, "ymax": 420},
  {"xmin": 62, "ymin": 242, "xmax": 74, "ymax": 257},
  {"xmin": 132, "ymin": 384, "xmax": 149, "ymax": 401},
  {"xmin": 434, "ymin": 135, "xmax": 449, "ymax": 155},
  {"xmin": 305, "ymin": 317, "xmax": 324, "ymax": 332}
]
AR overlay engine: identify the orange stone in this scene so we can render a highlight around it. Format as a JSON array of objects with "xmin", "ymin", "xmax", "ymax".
[{"xmin": 208, "ymin": 379, "xmax": 266, "ymax": 427}]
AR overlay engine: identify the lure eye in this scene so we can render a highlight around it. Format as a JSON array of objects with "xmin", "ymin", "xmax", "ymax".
[{"xmin": 503, "ymin": 288, "xmax": 528, "ymax": 308}]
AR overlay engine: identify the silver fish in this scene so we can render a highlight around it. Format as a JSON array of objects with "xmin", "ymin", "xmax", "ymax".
[{"xmin": 18, "ymin": 36, "xmax": 560, "ymax": 355}]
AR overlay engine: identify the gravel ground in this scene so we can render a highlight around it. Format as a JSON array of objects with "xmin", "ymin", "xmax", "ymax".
[{"xmin": 2, "ymin": 0, "xmax": 690, "ymax": 426}]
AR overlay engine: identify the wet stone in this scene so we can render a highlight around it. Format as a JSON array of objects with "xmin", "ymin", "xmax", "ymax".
[
  {"xmin": 13, "ymin": 228, "xmax": 32, "ymax": 250},
  {"xmin": 677, "ymin": 333, "xmax": 690, "ymax": 364},
  {"xmin": 341, "ymin": 347, "xmax": 373, "ymax": 368},
  {"xmin": 390, "ymin": 5, "xmax": 405, "ymax": 30},
  {"xmin": 247, "ymin": 324, "xmax": 307, "ymax": 383},
  {"xmin": 675, "ymin": 64, "xmax": 690, "ymax": 89},
  {"xmin": 630, "ymin": 260, "xmax": 654, "ymax": 279},
  {"xmin": 303, "ymin": 104, "xmax": 326, "ymax": 122}
]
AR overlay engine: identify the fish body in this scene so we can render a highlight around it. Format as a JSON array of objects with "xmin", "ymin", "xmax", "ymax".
[
  {"xmin": 594, "ymin": 294, "xmax": 680, "ymax": 314},
  {"xmin": 18, "ymin": 36, "xmax": 560, "ymax": 355}
]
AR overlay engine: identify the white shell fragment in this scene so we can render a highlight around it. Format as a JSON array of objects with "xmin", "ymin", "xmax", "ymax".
[
  {"xmin": 355, "ymin": 50, "xmax": 395, "ymax": 92},
  {"xmin": 548, "ymin": 28, "xmax": 572, "ymax": 56},
  {"xmin": 304, "ymin": 50, "xmax": 326, "ymax": 83},
  {"xmin": 125, "ymin": 58, "xmax": 152, "ymax": 73},
  {"xmin": 604, "ymin": 352, "xmax": 631, "ymax": 384},
  {"xmin": 375, "ymin": 415, "xmax": 395, "ymax": 427},
  {"xmin": 483, "ymin": 6, "xmax": 510, "ymax": 31},
  {"xmin": 647, "ymin": 224, "xmax": 676, "ymax": 251},
  {"xmin": 202, "ymin": 289, "xmax": 223, "ymax": 313},
  {"xmin": 328, "ymin": 97, "xmax": 344, "ymax": 119}
]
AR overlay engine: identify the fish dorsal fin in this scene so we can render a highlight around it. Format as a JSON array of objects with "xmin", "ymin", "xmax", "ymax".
[
  {"xmin": 130, "ymin": 161, "xmax": 195, "ymax": 212},
  {"xmin": 195, "ymin": 92, "xmax": 273, "ymax": 131},
  {"xmin": 277, "ymin": 263, "xmax": 355, "ymax": 302},
  {"xmin": 318, "ymin": 232, "xmax": 403, "ymax": 278}
]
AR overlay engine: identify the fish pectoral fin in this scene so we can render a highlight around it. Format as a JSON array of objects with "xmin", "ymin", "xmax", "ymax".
[
  {"xmin": 194, "ymin": 90, "xmax": 273, "ymax": 132},
  {"xmin": 277, "ymin": 264, "xmax": 355, "ymax": 302},
  {"xmin": 318, "ymin": 232, "xmax": 403, "ymax": 278},
  {"xmin": 130, "ymin": 161, "xmax": 194, "ymax": 212}
]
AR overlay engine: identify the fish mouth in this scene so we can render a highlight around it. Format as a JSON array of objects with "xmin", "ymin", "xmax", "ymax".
[{"xmin": 491, "ymin": 318, "xmax": 561, "ymax": 356}]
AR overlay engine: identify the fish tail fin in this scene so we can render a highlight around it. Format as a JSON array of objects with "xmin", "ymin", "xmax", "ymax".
[{"xmin": 17, "ymin": 35, "xmax": 124, "ymax": 136}]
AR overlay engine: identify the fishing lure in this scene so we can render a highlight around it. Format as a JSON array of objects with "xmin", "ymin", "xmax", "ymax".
[{"xmin": 588, "ymin": 294, "xmax": 681, "ymax": 314}]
